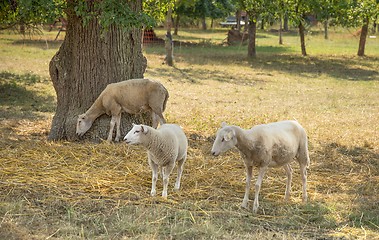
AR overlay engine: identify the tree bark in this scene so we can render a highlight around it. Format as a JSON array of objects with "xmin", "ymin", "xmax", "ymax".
[
  {"xmin": 279, "ymin": 17, "xmax": 283, "ymax": 45},
  {"xmin": 236, "ymin": 9, "xmax": 242, "ymax": 32},
  {"xmin": 358, "ymin": 17, "xmax": 369, "ymax": 56},
  {"xmin": 174, "ymin": 14, "xmax": 180, "ymax": 35},
  {"xmin": 299, "ymin": 21, "xmax": 307, "ymax": 56},
  {"xmin": 247, "ymin": 17, "xmax": 257, "ymax": 58},
  {"xmin": 324, "ymin": 20, "xmax": 328, "ymax": 40},
  {"xmin": 283, "ymin": 14, "xmax": 289, "ymax": 31},
  {"xmin": 201, "ymin": 17, "xmax": 207, "ymax": 30},
  {"xmin": 244, "ymin": 13, "xmax": 249, "ymax": 32},
  {"xmin": 165, "ymin": 6, "xmax": 174, "ymax": 66},
  {"xmin": 48, "ymin": 1, "xmax": 147, "ymax": 142}
]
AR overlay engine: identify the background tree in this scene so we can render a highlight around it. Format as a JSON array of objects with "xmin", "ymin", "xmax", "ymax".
[
  {"xmin": 312, "ymin": 0, "xmax": 338, "ymax": 39},
  {"xmin": 274, "ymin": 0, "xmax": 289, "ymax": 45},
  {"xmin": 144, "ymin": 0, "xmax": 175, "ymax": 66},
  {"xmin": 177, "ymin": 0, "xmax": 232, "ymax": 30},
  {"xmin": 0, "ymin": 0, "xmax": 64, "ymax": 33},
  {"xmin": 240, "ymin": 0, "xmax": 271, "ymax": 58},
  {"xmin": 165, "ymin": 4, "xmax": 174, "ymax": 66},
  {"xmin": 343, "ymin": 0, "xmax": 379, "ymax": 56},
  {"xmin": 287, "ymin": 0, "xmax": 312, "ymax": 56}
]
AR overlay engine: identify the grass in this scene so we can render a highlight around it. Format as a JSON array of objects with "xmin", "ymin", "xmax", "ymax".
[{"xmin": 0, "ymin": 26, "xmax": 378, "ymax": 239}]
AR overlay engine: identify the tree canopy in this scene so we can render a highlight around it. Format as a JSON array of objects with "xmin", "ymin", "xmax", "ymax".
[
  {"xmin": 1, "ymin": 0, "xmax": 378, "ymax": 57},
  {"xmin": 0, "ymin": 0, "xmax": 154, "ymax": 32}
]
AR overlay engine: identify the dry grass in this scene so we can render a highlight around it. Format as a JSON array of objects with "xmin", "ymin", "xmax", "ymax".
[{"xmin": 1, "ymin": 28, "xmax": 379, "ymax": 239}]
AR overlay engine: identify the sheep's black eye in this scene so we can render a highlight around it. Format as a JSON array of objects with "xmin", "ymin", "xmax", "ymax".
[
  {"xmin": 134, "ymin": 130, "xmax": 140, "ymax": 134},
  {"xmin": 221, "ymin": 137, "xmax": 225, "ymax": 142}
]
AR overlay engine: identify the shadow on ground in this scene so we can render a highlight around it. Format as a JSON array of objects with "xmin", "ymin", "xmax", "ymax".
[{"xmin": 0, "ymin": 71, "xmax": 55, "ymax": 119}]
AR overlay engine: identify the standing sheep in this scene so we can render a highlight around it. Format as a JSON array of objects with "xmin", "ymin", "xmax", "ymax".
[
  {"xmin": 211, "ymin": 120, "xmax": 310, "ymax": 214},
  {"xmin": 76, "ymin": 79, "xmax": 169, "ymax": 142},
  {"xmin": 124, "ymin": 124, "xmax": 188, "ymax": 198}
]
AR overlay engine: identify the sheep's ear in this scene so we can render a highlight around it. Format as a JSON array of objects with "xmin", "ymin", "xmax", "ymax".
[
  {"xmin": 224, "ymin": 130, "xmax": 234, "ymax": 141},
  {"xmin": 141, "ymin": 125, "xmax": 148, "ymax": 134},
  {"xmin": 221, "ymin": 122, "xmax": 227, "ymax": 128}
]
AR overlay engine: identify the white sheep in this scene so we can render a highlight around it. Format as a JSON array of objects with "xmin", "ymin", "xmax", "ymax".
[
  {"xmin": 211, "ymin": 120, "xmax": 310, "ymax": 214},
  {"xmin": 76, "ymin": 79, "xmax": 169, "ymax": 142},
  {"xmin": 124, "ymin": 123, "xmax": 188, "ymax": 198}
]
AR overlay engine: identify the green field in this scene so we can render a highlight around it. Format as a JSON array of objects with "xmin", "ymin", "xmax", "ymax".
[{"xmin": 0, "ymin": 27, "xmax": 378, "ymax": 239}]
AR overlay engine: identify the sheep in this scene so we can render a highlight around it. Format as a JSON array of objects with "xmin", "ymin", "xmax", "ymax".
[
  {"xmin": 76, "ymin": 78, "xmax": 169, "ymax": 142},
  {"xmin": 211, "ymin": 120, "xmax": 310, "ymax": 214},
  {"xmin": 124, "ymin": 123, "xmax": 188, "ymax": 198}
]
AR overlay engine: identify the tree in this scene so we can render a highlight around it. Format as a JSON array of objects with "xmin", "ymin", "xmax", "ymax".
[
  {"xmin": 287, "ymin": 0, "xmax": 312, "ymax": 56},
  {"xmin": 347, "ymin": 0, "xmax": 379, "ymax": 56},
  {"xmin": 177, "ymin": 0, "xmax": 233, "ymax": 30},
  {"xmin": 165, "ymin": 5, "xmax": 174, "ymax": 66},
  {"xmin": 0, "ymin": 0, "xmax": 63, "ymax": 33},
  {"xmin": 2, "ymin": 0, "xmax": 154, "ymax": 141},
  {"xmin": 240, "ymin": 0, "xmax": 272, "ymax": 58},
  {"xmin": 312, "ymin": 0, "xmax": 338, "ymax": 40},
  {"xmin": 263, "ymin": 0, "xmax": 288, "ymax": 44}
]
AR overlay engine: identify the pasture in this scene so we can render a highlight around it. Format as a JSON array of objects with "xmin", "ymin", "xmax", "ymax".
[{"xmin": 0, "ymin": 27, "xmax": 378, "ymax": 239}]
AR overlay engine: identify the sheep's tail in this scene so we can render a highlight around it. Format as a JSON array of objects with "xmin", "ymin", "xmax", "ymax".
[
  {"xmin": 162, "ymin": 85, "xmax": 169, "ymax": 112},
  {"xmin": 300, "ymin": 131, "xmax": 310, "ymax": 168},
  {"xmin": 304, "ymin": 137, "xmax": 310, "ymax": 168}
]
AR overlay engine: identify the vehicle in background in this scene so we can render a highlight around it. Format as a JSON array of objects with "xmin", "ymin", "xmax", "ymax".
[{"xmin": 220, "ymin": 16, "xmax": 245, "ymax": 28}]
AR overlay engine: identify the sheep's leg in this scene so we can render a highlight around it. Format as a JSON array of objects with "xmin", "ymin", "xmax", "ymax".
[
  {"xmin": 151, "ymin": 112, "xmax": 159, "ymax": 128},
  {"xmin": 253, "ymin": 166, "xmax": 268, "ymax": 214},
  {"xmin": 300, "ymin": 163, "xmax": 308, "ymax": 203},
  {"xmin": 148, "ymin": 155, "xmax": 158, "ymax": 196},
  {"xmin": 174, "ymin": 155, "xmax": 187, "ymax": 191},
  {"xmin": 107, "ymin": 115, "xmax": 117, "ymax": 142},
  {"xmin": 242, "ymin": 165, "xmax": 253, "ymax": 209},
  {"xmin": 161, "ymin": 162, "xmax": 175, "ymax": 198},
  {"xmin": 156, "ymin": 112, "xmax": 166, "ymax": 124},
  {"xmin": 284, "ymin": 164, "xmax": 293, "ymax": 201},
  {"xmin": 114, "ymin": 113, "xmax": 122, "ymax": 142}
]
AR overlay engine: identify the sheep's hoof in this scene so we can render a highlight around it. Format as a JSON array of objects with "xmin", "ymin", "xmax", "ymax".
[
  {"xmin": 151, "ymin": 191, "xmax": 156, "ymax": 196},
  {"xmin": 241, "ymin": 203, "xmax": 248, "ymax": 209},
  {"xmin": 252, "ymin": 203, "xmax": 259, "ymax": 214},
  {"xmin": 284, "ymin": 196, "xmax": 292, "ymax": 202}
]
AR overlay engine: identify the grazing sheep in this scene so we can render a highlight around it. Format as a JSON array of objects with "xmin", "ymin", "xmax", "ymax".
[
  {"xmin": 76, "ymin": 79, "xmax": 169, "ymax": 142},
  {"xmin": 211, "ymin": 120, "xmax": 310, "ymax": 214},
  {"xmin": 124, "ymin": 124, "xmax": 188, "ymax": 198}
]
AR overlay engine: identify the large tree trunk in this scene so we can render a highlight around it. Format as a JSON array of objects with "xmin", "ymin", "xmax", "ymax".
[
  {"xmin": 358, "ymin": 17, "xmax": 369, "ymax": 56},
  {"xmin": 247, "ymin": 17, "xmax": 257, "ymax": 58},
  {"xmin": 48, "ymin": 1, "xmax": 147, "ymax": 142},
  {"xmin": 299, "ymin": 21, "xmax": 307, "ymax": 56}
]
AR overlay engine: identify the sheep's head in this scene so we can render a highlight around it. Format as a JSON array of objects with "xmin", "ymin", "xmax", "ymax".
[
  {"xmin": 211, "ymin": 122, "xmax": 237, "ymax": 156},
  {"xmin": 76, "ymin": 114, "xmax": 93, "ymax": 136},
  {"xmin": 124, "ymin": 124, "xmax": 148, "ymax": 145}
]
